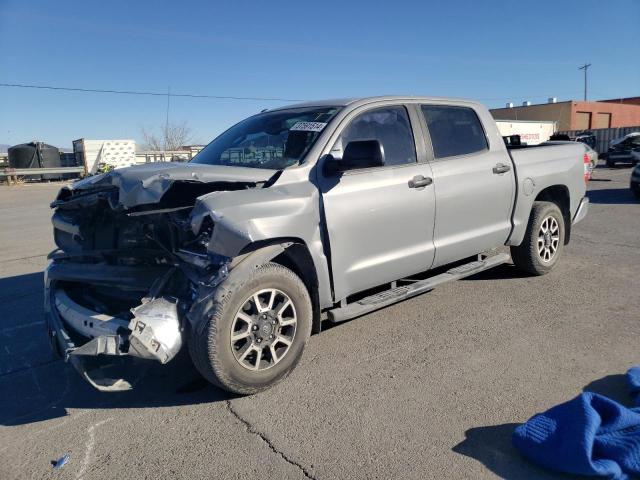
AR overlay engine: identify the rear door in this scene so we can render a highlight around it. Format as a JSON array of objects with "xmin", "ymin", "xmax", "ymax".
[
  {"xmin": 318, "ymin": 104, "xmax": 436, "ymax": 301},
  {"xmin": 418, "ymin": 104, "xmax": 515, "ymax": 267}
]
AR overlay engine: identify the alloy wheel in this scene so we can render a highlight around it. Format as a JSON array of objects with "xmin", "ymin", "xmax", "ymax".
[
  {"xmin": 230, "ymin": 288, "xmax": 297, "ymax": 371},
  {"xmin": 537, "ymin": 216, "xmax": 560, "ymax": 262}
]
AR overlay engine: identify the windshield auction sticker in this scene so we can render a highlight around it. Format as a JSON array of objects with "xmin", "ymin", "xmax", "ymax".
[{"xmin": 290, "ymin": 122, "xmax": 327, "ymax": 132}]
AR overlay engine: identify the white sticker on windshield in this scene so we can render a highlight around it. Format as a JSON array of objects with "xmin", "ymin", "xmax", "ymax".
[{"xmin": 290, "ymin": 121, "xmax": 327, "ymax": 132}]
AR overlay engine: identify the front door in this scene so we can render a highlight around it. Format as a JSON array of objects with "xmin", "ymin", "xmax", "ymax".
[{"xmin": 319, "ymin": 105, "xmax": 436, "ymax": 301}]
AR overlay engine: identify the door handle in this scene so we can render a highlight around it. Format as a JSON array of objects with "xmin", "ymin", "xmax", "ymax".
[
  {"xmin": 492, "ymin": 163, "xmax": 511, "ymax": 174},
  {"xmin": 408, "ymin": 175, "xmax": 433, "ymax": 188}
]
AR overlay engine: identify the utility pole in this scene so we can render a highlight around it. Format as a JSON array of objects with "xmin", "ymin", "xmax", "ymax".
[
  {"xmin": 578, "ymin": 63, "xmax": 591, "ymax": 101},
  {"xmin": 164, "ymin": 85, "xmax": 171, "ymax": 154}
]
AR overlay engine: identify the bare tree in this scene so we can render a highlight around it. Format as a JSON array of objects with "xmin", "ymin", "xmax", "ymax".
[{"xmin": 140, "ymin": 121, "xmax": 193, "ymax": 151}]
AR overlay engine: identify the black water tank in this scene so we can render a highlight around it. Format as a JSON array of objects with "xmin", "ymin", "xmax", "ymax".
[
  {"xmin": 59, "ymin": 152, "xmax": 80, "ymax": 179},
  {"xmin": 8, "ymin": 142, "xmax": 62, "ymax": 180}
]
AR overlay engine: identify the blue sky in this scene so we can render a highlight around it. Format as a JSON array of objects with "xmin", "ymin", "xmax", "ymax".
[{"xmin": 1, "ymin": 0, "xmax": 639, "ymax": 148}]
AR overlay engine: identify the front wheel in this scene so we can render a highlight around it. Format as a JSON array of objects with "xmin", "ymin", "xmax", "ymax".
[
  {"xmin": 511, "ymin": 201, "xmax": 565, "ymax": 276},
  {"xmin": 189, "ymin": 262, "xmax": 312, "ymax": 394}
]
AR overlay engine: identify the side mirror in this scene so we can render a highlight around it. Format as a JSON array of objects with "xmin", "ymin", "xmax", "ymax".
[
  {"xmin": 321, "ymin": 154, "xmax": 341, "ymax": 177},
  {"xmin": 342, "ymin": 140, "xmax": 385, "ymax": 170}
]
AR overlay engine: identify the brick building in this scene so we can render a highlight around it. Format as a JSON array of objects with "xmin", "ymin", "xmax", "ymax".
[
  {"xmin": 490, "ymin": 97, "xmax": 640, "ymax": 131},
  {"xmin": 599, "ymin": 96, "xmax": 640, "ymax": 106}
]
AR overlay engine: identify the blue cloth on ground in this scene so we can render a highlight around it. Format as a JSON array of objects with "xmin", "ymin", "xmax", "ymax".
[{"xmin": 513, "ymin": 367, "xmax": 640, "ymax": 480}]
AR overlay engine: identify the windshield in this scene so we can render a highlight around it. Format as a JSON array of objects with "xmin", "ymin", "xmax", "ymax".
[{"xmin": 191, "ymin": 106, "xmax": 341, "ymax": 169}]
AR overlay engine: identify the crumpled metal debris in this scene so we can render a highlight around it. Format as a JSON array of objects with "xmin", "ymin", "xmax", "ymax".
[{"xmin": 128, "ymin": 297, "xmax": 182, "ymax": 364}]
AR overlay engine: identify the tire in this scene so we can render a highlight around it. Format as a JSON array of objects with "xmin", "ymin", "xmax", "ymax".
[
  {"xmin": 188, "ymin": 262, "xmax": 312, "ymax": 394},
  {"xmin": 606, "ymin": 158, "xmax": 616, "ymax": 168},
  {"xmin": 511, "ymin": 201, "xmax": 565, "ymax": 276},
  {"xmin": 631, "ymin": 182, "xmax": 640, "ymax": 200}
]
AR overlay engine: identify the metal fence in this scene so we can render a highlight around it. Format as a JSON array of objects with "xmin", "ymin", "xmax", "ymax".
[
  {"xmin": 557, "ymin": 126, "xmax": 640, "ymax": 154},
  {"xmin": 135, "ymin": 150, "xmax": 199, "ymax": 163},
  {"xmin": 1, "ymin": 166, "xmax": 84, "ymax": 185}
]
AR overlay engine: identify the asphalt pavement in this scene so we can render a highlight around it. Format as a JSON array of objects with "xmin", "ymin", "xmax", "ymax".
[{"xmin": 1, "ymin": 164, "xmax": 639, "ymax": 479}]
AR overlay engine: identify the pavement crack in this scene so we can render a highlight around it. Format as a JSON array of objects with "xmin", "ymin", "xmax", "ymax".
[
  {"xmin": 225, "ymin": 400, "xmax": 317, "ymax": 480},
  {"xmin": 0, "ymin": 253, "xmax": 49, "ymax": 264}
]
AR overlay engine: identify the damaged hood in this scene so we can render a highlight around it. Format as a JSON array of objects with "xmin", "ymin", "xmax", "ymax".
[{"xmin": 58, "ymin": 162, "xmax": 277, "ymax": 209}]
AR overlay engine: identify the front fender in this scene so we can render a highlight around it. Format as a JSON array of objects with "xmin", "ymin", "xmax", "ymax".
[{"xmin": 189, "ymin": 184, "xmax": 333, "ymax": 308}]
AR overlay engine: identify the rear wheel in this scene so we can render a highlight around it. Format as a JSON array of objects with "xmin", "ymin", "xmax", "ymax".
[
  {"xmin": 606, "ymin": 158, "xmax": 616, "ymax": 168},
  {"xmin": 189, "ymin": 262, "xmax": 312, "ymax": 394},
  {"xmin": 511, "ymin": 201, "xmax": 565, "ymax": 276}
]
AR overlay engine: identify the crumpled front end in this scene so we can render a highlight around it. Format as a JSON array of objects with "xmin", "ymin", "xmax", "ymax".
[
  {"xmin": 44, "ymin": 163, "xmax": 268, "ymax": 391},
  {"xmin": 45, "ymin": 265, "xmax": 184, "ymax": 391}
]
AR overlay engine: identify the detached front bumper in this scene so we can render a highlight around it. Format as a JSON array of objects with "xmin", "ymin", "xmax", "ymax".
[
  {"xmin": 44, "ymin": 263, "xmax": 184, "ymax": 391},
  {"xmin": 572, "ymin": 196, "xmax": 589, "ymax": 225}
]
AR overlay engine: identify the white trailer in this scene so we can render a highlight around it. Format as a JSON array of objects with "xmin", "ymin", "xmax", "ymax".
[
  {"xmin": 72, "ymin": 139, "xmax": 137, "ymax": 175},
  {"xmin": 495, "ymin": 120, "xmax": 556, "ymax": 145}
]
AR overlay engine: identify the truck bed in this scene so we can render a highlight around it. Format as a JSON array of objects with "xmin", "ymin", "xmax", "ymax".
[{"xmin": 507, "ymin": 142, "xmax": 587, "ymax": 246}]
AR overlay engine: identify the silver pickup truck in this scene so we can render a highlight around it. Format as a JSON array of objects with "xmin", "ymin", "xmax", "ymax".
[{"xmin": 45, "ymin": 96, "xmax": 590, "ymax": 393}]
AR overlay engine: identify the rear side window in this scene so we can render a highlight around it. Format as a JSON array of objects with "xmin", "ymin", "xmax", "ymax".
[
  {"xmin": 335, "ymin": 106, "xmax": 417, "ymax": 166},
  {"xmin": 421, "ymin": 105, "xmax": 488, "ymax": 159}
]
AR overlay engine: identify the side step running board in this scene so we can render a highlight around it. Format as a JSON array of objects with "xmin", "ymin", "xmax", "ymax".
[{"xmin": 327, "ymin": 253, "xmax": 510, "ymax": 323}]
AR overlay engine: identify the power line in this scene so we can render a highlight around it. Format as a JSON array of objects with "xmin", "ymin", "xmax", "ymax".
[
  {"xmin": 0, "ymin": 81, "xmax": 589, "ymax": 105},
  {"xmin": 0, "ymin": 82, "xmax": 305, "ymax": 102}
]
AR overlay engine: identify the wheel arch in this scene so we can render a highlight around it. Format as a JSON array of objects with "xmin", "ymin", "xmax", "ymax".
[
  {"xmin": 238, "ymin": 239, "xmax": 322, "ymax": 334},
  {"xmin": 534, "ymin": 185, "xmax": 571, "ymax": 244}
]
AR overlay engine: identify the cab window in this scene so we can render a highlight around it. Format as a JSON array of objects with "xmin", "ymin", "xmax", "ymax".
[
  {"xmin": 421, "ymin": 105, "xmax": 488, "ymax": 159},
  {"xmin": 333, "ymin": 106, "xmax": 417, "ymax": 166}
]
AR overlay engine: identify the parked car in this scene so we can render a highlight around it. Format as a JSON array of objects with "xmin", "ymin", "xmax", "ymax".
[
  {"xmin": 631, "ymin": 163, "xmax": 640, "ymax": 199},
  {"xmin": 541, "ymin": 140, "xmax": 598, "ymax": 172},
  {"xmin": 574, "ymin": 131, "xmax": 597, "ymax": 149},
  {"xmin": 607, "ymin": 132, "xmax": 640, "ymax": 167},
  {"xmin": 44, "ymin": 96, "xmax": 590, "ymax": 394}
]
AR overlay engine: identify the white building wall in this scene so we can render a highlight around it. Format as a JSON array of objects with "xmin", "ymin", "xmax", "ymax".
[{"xmin": 495, "ymin": 121, "xmax": 557, "ymax": 145}]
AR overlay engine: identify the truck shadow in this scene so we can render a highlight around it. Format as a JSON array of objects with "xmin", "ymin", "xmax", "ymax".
[
  {"xmin": 0, "ymin": 271, "xmax": 233, "ymax": 428},
  {"xmin": 595, "ymin": 162, "xmax": 636, "ymax": 170},
  {"xmin": 464, "ymin": 263, "xmax": 530, "ymax": 281},
  {"xmin": 587, "ymin": 188, "xmax": 638, "ymax": 205}
]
